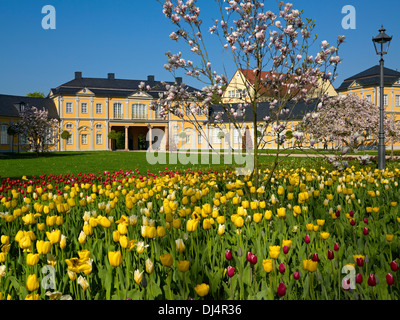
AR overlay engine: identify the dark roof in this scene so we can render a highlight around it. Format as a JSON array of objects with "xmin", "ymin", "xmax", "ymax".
[
  {"xmin": 337, "ymin": 65, "xmax": 400, "ymax": 91},
  {"xmin": 209, "ymin": 99, "xmax": 319, "ymax": 123},
  {"xmin": 0, "ymin": 94, "xmax": 59, "ymax": 119},
  {"xmin": 51, "ymin": 73, "xmax": 199, "ymax": 98}
]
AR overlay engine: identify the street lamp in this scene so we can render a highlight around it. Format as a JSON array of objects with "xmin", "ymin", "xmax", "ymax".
[{"xmin": 372, "ymin": 26, "xmax": 392, "ymax": 170}]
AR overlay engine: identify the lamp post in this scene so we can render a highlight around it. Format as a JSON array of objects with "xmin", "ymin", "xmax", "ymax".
[{"xmin": 372, "ymin": 26, "xmax": 392, "ymax": 170}]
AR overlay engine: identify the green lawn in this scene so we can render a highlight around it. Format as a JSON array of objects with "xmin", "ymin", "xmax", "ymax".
[{"xmin": 0, "ymin": 150, "xmax": 397, "ymax": 180}]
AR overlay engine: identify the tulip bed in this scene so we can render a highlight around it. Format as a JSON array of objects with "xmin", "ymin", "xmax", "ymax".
[{"xmin": 0, "ymin": 166, "xmax": 400, "ymax": 300}]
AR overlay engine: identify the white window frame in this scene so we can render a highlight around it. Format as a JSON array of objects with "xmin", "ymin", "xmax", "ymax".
[
  {"xmin": 95, "ymin": 103, "xmax": 103, "ymax": 114},
  {"xmin": 384, "ymin": 94, "xmax": 388, "ymax": 107},
  {"xmin": 81, "ymin": 103, "xmax": 88, "ymax": 114},
  {"xmin": 81, "ymin": 134, "xmax": 88, "ymax": 145},
  {"xmin": 365, "ymin": 94, "xmax": 372, "ymax": 102},
  {"xmin": 395, "ymin": 95, "xmax": 400, "ymax": 107},
  {"xmin": 66, "ymin": 132, "xmax": 73, "ymax": 145},
  {"xmin": 113, "ymin": 103, "xmax": 123, "ymax": 119},
  {"xmin": 132, "ymin": 103, "xmax": 147, "ymax": 119},
  {"xmin": 0, "ymin": 125, "xmax": 8, "ymax": 145},
  {"xmin": 95, "ymin": 123, "xmax": 103, "ymax": 129},
  {"xmin": 96, "ymin": 133, "xmax": 103, "ymax": 145},
  {"xmin": 66, "ymin": 102, "xmax": 73, "ymax": 114}
]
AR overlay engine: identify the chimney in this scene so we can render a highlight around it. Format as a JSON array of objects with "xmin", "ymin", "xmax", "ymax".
[
  {"xmin": 176, "ymin": 76, "xmax": 182, "ymax": 84},
  {"xmin": 75, "ymin": 71, "xmax": 82, "ymax": 79},
  {"xmin": 108, "ymin": 73, "xmax": 115, "ymax": 80},
  {"xmin": 147, "ymin": 75, "xmax": 155, "ymax": 82}
]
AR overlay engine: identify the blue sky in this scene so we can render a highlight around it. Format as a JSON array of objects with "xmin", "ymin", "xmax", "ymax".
[{"xmin": 0, "ymin": 0, "xmax": 399, "ymax": 96}]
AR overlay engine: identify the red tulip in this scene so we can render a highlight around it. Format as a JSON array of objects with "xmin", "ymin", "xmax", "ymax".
[
  {"xmin": 363, "ymin": 227, "xmax": 369, "ymax": 236},
  {"xmin": 312, "ymin": 253, "xmax": 319, "ymax": 262},
  {"xmin": 356, "ymin": 273, "xmax": 363, "ymax": 284},
  {"xmin": 225, "ymin": 250, "xmax": 232, "ymax": 261},
  {"xmin": 293, "ymin": 271, "xmax": 300, "ymax": 280},
  {"xmin": 246, "ymin": 251, "xmax": 253, "ymax": 263},
  {"xmin": 279, "ymin": 263, "xmax": 285, "ymax": 274},
  {"xmin": 277, "ymin": 282, "xmax": 286, "ymax": 297},
  {"xmin": 282, "ymin": 245, "xmax": 289, "ymax": 254},
  {"xmin": 386, "ymin": 273, "xmax": 395, "ymax": 286},
  {"xmin": 335, "ymin": 210, "xmax": 340, "ymax": 218},
  {"xmin": 367, "ymin": 273, "xmax": 376, "ymax": 286},
  {"xmin": 390, "ymin": 260, "xmax": 398, "ymax": 272},
  {"xmin": 364, "ymin": 218, "xmax": 368, "ymax": 224},
  {"xmin": 327, "ymin": 250, "xmax": 334, "ymax": 260},
  {"xmin": 356, "ymin": 257, "xmax": 364, "ymax": 267},
  {"xmin": 334, "ymin": 243, "xmax": 339, "ymax": 251},
  {"xmin": 350, "ymin": 219, "xmax": 355, "ymax": 226},
  {"xmin": 304, "ymin": 235, "xmax": 310, "ymax": 244},
  {"xmin": 349, "ymin": 210, "xmax": 354, "ymax": 217},
  {"xmin": 250, "ymin": 254, "xmax": 257, "ymax": 265},
  {"xmin": 227, "ymin": 266, "xmax": 235, "ymax": 278}
]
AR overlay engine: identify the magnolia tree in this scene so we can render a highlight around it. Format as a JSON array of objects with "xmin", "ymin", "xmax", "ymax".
[
  {"xmin": 143, "ymin": 0, "xmax": 345, "ymax": 189},
  {"xmin": 10, "ymin": 106, "xmax": 59, "ymax": 154},
  {"xmin": 302, "ymin": 94, "xmax": 400, "ymax": 169}
]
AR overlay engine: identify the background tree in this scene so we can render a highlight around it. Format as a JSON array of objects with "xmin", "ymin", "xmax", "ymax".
[
  {"xmin": 9, "ymin": 106, "xmax": 59, "ymax": 155},
  {"xmin": 26, "ymin": 92, "xmax": 46, "ymax": 98},
  {"xmin": 147, "ymin": 0, "xmax": 345, "ymax": 190},
  {"xmin": 60, "ymin": 130, "xmax": 72, "ymax": 150},
  {"xmin": 302, "ymin": 94, "xmax": 400, "ymax": 169}
]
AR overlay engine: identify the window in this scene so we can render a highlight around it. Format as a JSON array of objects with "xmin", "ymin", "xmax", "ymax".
[
  {"xmin": 198, "ymin": 133, "xmax": 202, "ymax": 146},
  {"xmin": 95, "ymin": 123, "xmax": 103, "ymax": 129},
  {"xmin": 0, "ymin": 125, "xmax": 8, "ymax": 145},
  {"xmin": 365, "ymin": 94, "xmax": 372, "ymax": 102},
  {"xmin": 66, "ymin": 102, "xmax": 73, "ymax": 114},
  {"xmin": 155, "ymin": 105, "xmax": 162, "ymax": 119},
  {"xmin": 81, "ymin": 103, "xmax": 88, "ymax": 114},
  {"xmin": 95, "ymin": 103, "xmax": 103, "ymax": 114},
  {"xmin": 81, "ymin": 134, "xmax": 87, "ymax": 145},
  {"xmin": 113, "ymin": 103, "xmax": 123, "ymax": 119},
  {"xmin": 67, "ymin": 133, "xmax": 73, "ymax": 145},
  {"xmin": 395, "ymin": 95, "xmax": 400, "ymax": 107},
  {"xmin": 185, "ymin": 106, "xmax": 191, "ymax": 117},
  {"xmin": 96, "ymin": 133, "xmax": 103, "ymax": 145},
  {"xmin": 384, "ymin": 94, "xmax": 388, "ymax": 107},
  {"xmin": 65, "ymin": 123, "xmax": 73, "ymax": 129},
  {"xmin": 132, "ymin": 103, "xmax": 147, "ymax": 119}
]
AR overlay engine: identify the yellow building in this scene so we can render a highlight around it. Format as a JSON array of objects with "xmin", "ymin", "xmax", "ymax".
[
  {"xmin": 336, "ymin": 65, "xmax": 400, "ymax": 149},
  {"xmin": 49, "ymin": 72, "xmax": 205, "ymax": 151}
]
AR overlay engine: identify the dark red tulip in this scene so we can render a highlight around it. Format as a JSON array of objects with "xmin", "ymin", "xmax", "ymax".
[
  {"xmin": 390, "ymin": 260, "xmax": 398, "ymax": 272},
  {"xmin": 277, "ymin": 282, "xmax": 286, "ymax": 297},
  {"xmin": 349, "ymin": 210, "xmax": 354, "ymax": 217},
  {"xmin": 368, "ymin": 273, "xmax": 376, "ymax": 286},
  {"xmin": 356, "ymin": 273, "xmax": 363, "ymax": 284},
  {"xmin": 334, "ymin": 243, "xmax": 339, "ymax": 251},
  {"xmin": 293, "ymin": 271, "xmax": 300, "ymax": 280},
  {"xmin": 304, "ymin": 235, "xmax": 310, "ymax": 244},
  {"xmin": 364, "ymin": 218, "xmax": 368, "ymax": 224},
  {"xmin": 363, "ymin": 227, "xmax": 369, "ymax": 236},
  {"xmin": 227, "ymin": 266, "xmax": 235, "ymax": 278},
  {"xmin": 327, "ymin": 250, "xmax": 334, "ymax": 260},
  {"xmin": 356, "ymin": 257, "xmax": 364, "ymax": 267},
  {"xmin": 283, "ymin": 245, "xmax": 289, "ymax": 254},
  {"xmin": 279, "ymin": 262, "xmax": 285, "ymax": 274},
  {"xmin": 335, "ymin": 210, "xmax": 340, "ymax": 218},
  {"xmin": 312, "ymin": 253, "xmax": 319, "ymax": 262},
  {"xmin": 350, "ymin": 219, "xmax": 355, "ymax": 226},
  {"xmin": 250, "ymin": 254, "xmax": 257, "ymax": 265},
  {"xmin": 225, "ymin": 250, "xmax": 232, "ymax": 261},
  {"xmin": 246, "ymin": 251, "xmax": 253, "ymax": 262},
  {"xmin": 386, "ymin": 273, "xmax": 395, "ymax": 286}
]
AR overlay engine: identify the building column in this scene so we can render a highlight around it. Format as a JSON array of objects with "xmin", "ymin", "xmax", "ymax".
[
  {"xmin": 75, "ymin": 120, "xmax": 80, "ymax": 151},
  {"xmin": 125, "ymin": 126, "xmax": 129, "ymax": 151},
  {"xmin": 165, "ymin": 125, "xmax": 169, "ymax": 151},
  {"xmin": 108, "ymin": 124, "xmax": 112, "ymax": 151}
]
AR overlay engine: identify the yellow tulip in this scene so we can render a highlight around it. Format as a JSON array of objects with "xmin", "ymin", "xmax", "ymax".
[
  {"xmin": 194, "ymin": 283, "xmax": 210, "ymax": 297},
  {"xmin": 26, "ymin": 274, "xmax": 39, "ymax": 292},
  {"xmin": 134, "ymin": 270, "xmax": 144, "ymax": 285},
  {"xmin": 262, "ymin": 259, "xmax": 273, "ymax": 273},
  {"xmin": 282, "ymin": 240, "xmax": 292, "ymax": 249},
  {"xmin": 253, "ymin": 213, "xmax": 263, "ymax": 223},
  {"xmin": 156, "ymin": 226, "xmax": 166, "ymax": 237},
  {"xmin": 36, "ymin": 240, "xmax": 52, "ymax": 255},
  {"xmin": 264, "ymin": 210, "xmax": 272, "ymax": 220},
  {"xmin": 320, "ymin": 232, "xmax": 330, "ymax": 240},
  {"xmin": 386, "ymin": 234, "xmax": 394, "ymax": 242},
  {"xmin": 269, "ymin": 246, "xmax": 280, "ymax": 259},
  {"xmin": 26, "ymin": 253, "xmax": 40, "ymax": 266},
  {"xmin": 175, "ymin": 239, "xmax": 186, "ymax": 253},
  {"xmin": 108, "ymin": 251, "xmax": 122, "ymax": 267},
  {"xmin": 187, "ymin": 219, "xmax": 199, "ymax": 232},
  {"xmin": 303, "ymin": 259, "xmax": 318, "ymax": 272},
  {"xmin": 145, "ymin": 258, "xmax": 154, "ymax": 274},
  {"xmin": 177, "ymin": 260, "xmax": 190, "ymax": 273},
  {"xmin": 77, "ymin": 275, "xmax": 89, "ymax": 291},
  {"xmin": 160, "ymin": 253, "xmax": 173, "ymax": 267},
  {"xmin": 276, "ymin": 207, "xmax": 286, "ymax": 219}
]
